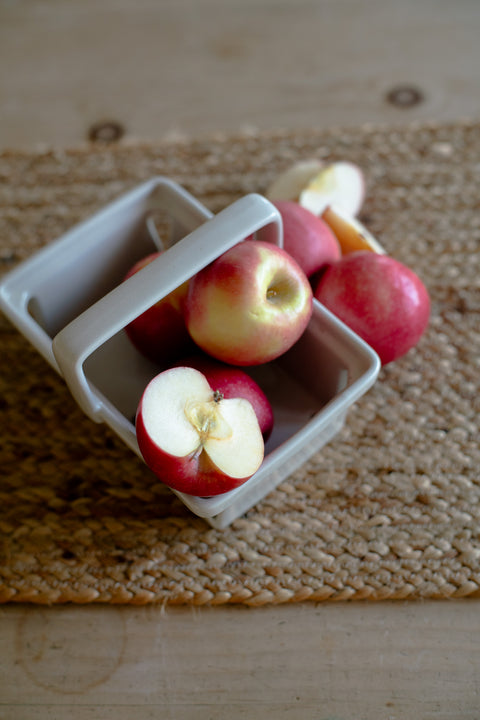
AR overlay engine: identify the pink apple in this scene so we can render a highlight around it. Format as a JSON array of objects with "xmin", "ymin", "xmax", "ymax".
[
  {"xmin": 136, "ymin": 366, "xmax": 264, "ymax": 496},
  {"xmin": 174, "ymin": 353, "xmax": 274, "ymax": 440},
  {"xmin": 185, "ymin": 240, "xmax": 313, "ymax": 366},
  {"xmin": 123, "ymin": 252, "xmax": 194, "ymax": 365},
  {"xmin": 272, "ymin": 200, "xmax": 341, "ymax": 277},
  {"xmin": 313, "ymin": 251, "xmax": 430, "ymax": 365}
]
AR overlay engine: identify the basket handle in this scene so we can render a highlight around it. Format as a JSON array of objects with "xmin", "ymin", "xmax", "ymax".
[{"xmin": 52, "ymin": 193, "xmax": 283, "ymax": 421}]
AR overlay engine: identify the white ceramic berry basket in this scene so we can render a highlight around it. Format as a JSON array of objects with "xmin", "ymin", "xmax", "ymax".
[{"xmin": 0, "ymin": 177, "xmax": 380, "ymax": 528}]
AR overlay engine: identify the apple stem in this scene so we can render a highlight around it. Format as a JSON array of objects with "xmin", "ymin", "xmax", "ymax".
[{"xmin": 213, "ymin": 390, "xmax": 224, "ymax": 403}]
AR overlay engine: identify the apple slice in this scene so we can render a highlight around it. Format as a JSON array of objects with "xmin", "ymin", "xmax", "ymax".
[
  {"xmin": 322, "ymin": 205, "xmax": 386, "ymax": 255},
  {"xmin": 265, "ymin": 159, "xmax": 324, "ymax": 202},
  {"xmin": 299, "ymin": 161, "xmax": 366, "ymax": 217},
  {"xmin": 136, "ymin": 366, "xmax": 265, "ymax": 496}
]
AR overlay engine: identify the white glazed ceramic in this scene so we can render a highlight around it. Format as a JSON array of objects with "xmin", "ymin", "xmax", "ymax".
[{"xmin": 0, "ymin": 177, "xmax": 380, "ymax": 528}]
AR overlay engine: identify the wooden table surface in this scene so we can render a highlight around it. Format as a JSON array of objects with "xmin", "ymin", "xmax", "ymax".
[{"xmin": 1, "ymin": 2, "xmax": 480, "ymax": 718}]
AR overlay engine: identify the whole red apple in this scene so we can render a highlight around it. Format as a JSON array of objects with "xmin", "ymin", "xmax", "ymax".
[
  {"xmin": 272, "ymin": 200, "xmax": 341, "ymax": 277},
  {"xmin": 185, "ymin": 240, "xmax": 313, "ymax": 366},
  {"xmin": 175, "ymin": 354, "xmax": 274, "ymax": 440},
  {"xmin": 136, "ymin": 366, "xmax": 264, "ymax": 496},
  {"xmin": 123, "ymin": 252, "xmax": 194, "ymax": 365},
  {"xmin": 313, "ymin": 251, "xmax": 430, "ymax": 365}
]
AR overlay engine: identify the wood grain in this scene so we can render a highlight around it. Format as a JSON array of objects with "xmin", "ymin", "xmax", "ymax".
[
  {"xmin": 1, "ymin": 600, "xmax": 480, "ymax": 719},
  {"xmin": 1, "ymin": 0, "xmax": 480, "ymax": 149}
]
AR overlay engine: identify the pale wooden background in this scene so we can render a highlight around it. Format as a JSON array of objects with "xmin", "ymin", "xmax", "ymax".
[
  {"xmin": 2, "ymin": 0, "xmax": 480, "ymax": 148},
  {"xmin": 1, "ymin": 1, "xmax": 480, "ymax": 719}
]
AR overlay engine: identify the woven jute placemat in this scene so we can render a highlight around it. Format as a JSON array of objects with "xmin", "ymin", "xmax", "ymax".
[{"xmin": 1, "ymin": 120, "xmax": 479, "ymax": 605}]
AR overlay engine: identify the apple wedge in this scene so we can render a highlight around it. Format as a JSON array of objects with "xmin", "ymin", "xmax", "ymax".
[
  {"xmin": 265, "ymin": 159, "xmax": 324, "ymax": 202},
  {"xmin": 300, "ymin": 161, "xmax": 366, "ymax": 217},
  {"xmin": 322, "ymin": 205, "xmax": 386, "ymax": 255},
  {"xmin": 136, "ymin": 366, "xmax": 265, "ymax": 496}
]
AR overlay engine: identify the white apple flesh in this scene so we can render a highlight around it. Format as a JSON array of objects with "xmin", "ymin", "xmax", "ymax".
[
  {"xmin": 300, "ymin": 161, "xmax": 366, "ymax": 217},
  {"xmin": 265, "ymin": 159, "xmax": 324, "ymax": 203},
  {"xmin": 136, "ymin": 367, "xmax": 265, "ymax": 496},
  {"xmin": 185, "ymin": 240, "xmax": 313, "ymax": 366}
]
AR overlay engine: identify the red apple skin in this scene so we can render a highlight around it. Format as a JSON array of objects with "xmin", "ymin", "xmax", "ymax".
[
  {"xmin": 174, "ymin": 354, "xmax": 274, "ymax": 441},
  {"xmin": 136, "ymin": 409, "xmax": 252, "ymax": 496},
  {"xmin": 185, "ymin": 240, "xmax": 313, "ymax": 366},
  {"xmin": 272, "ymin": 200, "xmax": 341, "ymax": 277},
  {"xmin": 123, "ymin": 252, "xmax": 194, "ymax": 365},
  {"xmin": 313, "ymin": 251, "xmax": 430, "ymax": 365}
]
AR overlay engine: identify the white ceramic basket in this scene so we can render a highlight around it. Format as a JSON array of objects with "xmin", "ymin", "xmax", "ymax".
[{"xmin": 0, "ymin": 177, "xmax": 380, "ymax": 528}]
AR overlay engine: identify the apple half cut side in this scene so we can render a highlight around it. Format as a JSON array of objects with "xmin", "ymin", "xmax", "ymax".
[
  {"xmin": 299, "ymin": 161, "xmax": 366, "ymax": 218},
  {"xmin": 136, "ymin": 366, "xmax": 265, "ymax": 497},
  {"xmin": 265, "ymin": 159, "xmax": 324, "ymax": 203}
]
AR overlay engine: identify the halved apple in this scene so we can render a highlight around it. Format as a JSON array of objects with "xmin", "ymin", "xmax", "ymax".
[{"xmin": 136, "ymin": 366, "xmax": 265, "ymax": 496}]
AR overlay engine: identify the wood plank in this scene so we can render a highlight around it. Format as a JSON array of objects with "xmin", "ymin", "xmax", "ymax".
[
  {"xmin": 1, "ymin": 600, "xmax": 479, "ymax": 718},
  {"xmin": 1, "ymin": 0, "xmax": 480, "ymax": 149}
]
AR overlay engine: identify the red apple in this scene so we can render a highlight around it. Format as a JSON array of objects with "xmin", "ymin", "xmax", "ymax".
[
  {"xmin": 272, "ymin": 200, "xmax": 341, "ymax": 277},
  {"xmin": 174, "ymin": 353, "xmax": 274, "ymax": 440},
  {"xmin": 185, "ymin": 240, "xmax": 313, "ymax": 366},
  {"xmin": 136, "ymin": 366, "xmax": 264, "ymax": 496},
  {"xmin": 313, "ymin": 251, "xmax": 430, "ymax": 365},
  {"xmin": 123, "ymin": 252, "xmax": 194, "ymax": 365}
]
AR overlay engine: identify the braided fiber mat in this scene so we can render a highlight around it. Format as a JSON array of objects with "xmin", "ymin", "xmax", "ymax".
[{"xmin": 1, "ymin": 120, "xmax": 479, "ymax": 605}]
